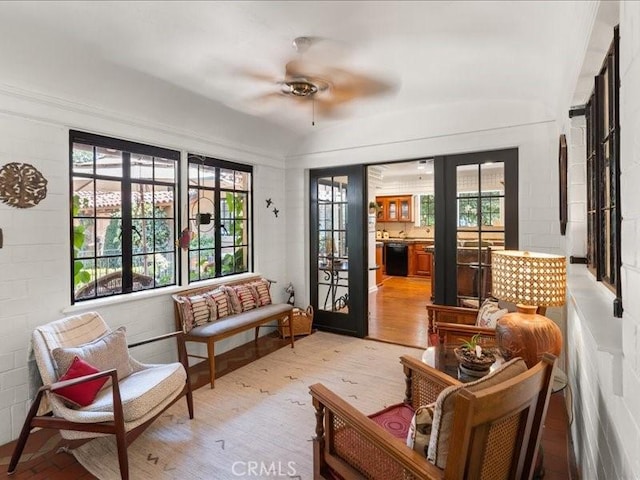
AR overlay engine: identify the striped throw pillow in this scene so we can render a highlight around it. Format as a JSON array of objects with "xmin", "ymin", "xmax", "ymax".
[
  {"xmin": 183, "ymin": 295, "xmax": 211, "ymax": 327},
  {"xmin": 206, "ymin": 289, "xmax": 231, "ymax": 319},
  {"xmin": 232, "ymin": 284, "xmax": 258, "ymax": 312},
  {"xmin": 248, "ymin": 279, "xmax": 272, "ymax": 307},
  {"xmin": 178, "ymin": 298, "xmax": 195, "ymax": 332}
]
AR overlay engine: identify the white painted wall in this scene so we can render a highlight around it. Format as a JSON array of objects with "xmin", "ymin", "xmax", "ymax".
[
  {"xmin": 0, "ymin": 96, "xmax": 288, "ymax": 444},
  {"xmin": 562, "ymin": 2, "xmax": 640, "ymax": 478}
]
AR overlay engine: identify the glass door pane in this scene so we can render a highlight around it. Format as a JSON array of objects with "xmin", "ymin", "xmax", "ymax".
[
  {"xmin": 455, "ymin": 162, "xmax": 505, "ymax": 306},
  {"xmin": 317, "ymin": 176, "xmax": 349, "ymax": 313}
]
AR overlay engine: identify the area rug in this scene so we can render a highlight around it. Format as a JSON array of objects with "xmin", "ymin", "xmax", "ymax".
[{"xmin": 73, "ymin": 332, "xmax": 424, "ymax": 480}]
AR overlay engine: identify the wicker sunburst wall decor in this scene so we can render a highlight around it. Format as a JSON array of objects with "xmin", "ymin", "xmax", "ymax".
[{"xmin": 0, "ymin": 162, "xmax": 48, "ymax": 208}]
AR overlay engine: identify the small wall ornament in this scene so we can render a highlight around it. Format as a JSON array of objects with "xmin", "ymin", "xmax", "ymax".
[{"xmin": 0, "ymin": 162, "xmax": 48, "ymax": 209}]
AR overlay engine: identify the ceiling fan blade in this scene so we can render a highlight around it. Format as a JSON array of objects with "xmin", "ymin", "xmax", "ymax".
[{"xmin": 235, "ymin": 67, "xmax": 280, "ymax": 84}]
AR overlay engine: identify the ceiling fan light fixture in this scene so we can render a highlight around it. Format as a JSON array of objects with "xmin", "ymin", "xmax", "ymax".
[{"xmin": 285, "ymin": 81, "xmax": 318, "ymax": 97}]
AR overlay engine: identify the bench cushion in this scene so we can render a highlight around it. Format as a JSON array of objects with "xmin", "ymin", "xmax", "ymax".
[{"xmin": 187, "ymin": 303, "xmax": 293, "ymax": 338}]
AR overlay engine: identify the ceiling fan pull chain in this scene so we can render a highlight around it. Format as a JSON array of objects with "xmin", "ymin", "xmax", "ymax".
[{"xmin": 312, "ymin": 98, "xmax": 315, "ymax": 126}]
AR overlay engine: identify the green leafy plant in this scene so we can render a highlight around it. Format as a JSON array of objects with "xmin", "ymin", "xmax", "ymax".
[
  {"xmin": 72, "ymin": 195, "xmax": 91, "ymax": 290},
  {"xmin": 455, "ymin": 333, "xmax": 495, "ymax": 370},
  {"xmin": 459, "ymin": 333, "xmax": 483, "ymax": 351},
  {"xmin": 221, "ymin": 192, "xmax": 246, "ymax": 275}
]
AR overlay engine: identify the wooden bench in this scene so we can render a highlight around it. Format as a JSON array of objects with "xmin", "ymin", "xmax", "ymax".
[{"xmin": 172, "ymin": 275, "xmax": 294, "ymax": 388}]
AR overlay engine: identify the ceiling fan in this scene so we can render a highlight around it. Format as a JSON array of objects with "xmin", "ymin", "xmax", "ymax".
[{"xmin": 242, "ymin": 36, "xmax": 394, "ymax": 120}]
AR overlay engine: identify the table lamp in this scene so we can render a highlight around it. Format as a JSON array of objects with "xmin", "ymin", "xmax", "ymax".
[{"xmin": 491, "ymin": 250, "xmax": 566, "ymax": 368}]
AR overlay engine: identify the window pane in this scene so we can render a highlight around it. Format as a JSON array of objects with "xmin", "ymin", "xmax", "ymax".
[
  {"xmin": 156, "ymin": 252, "xmax": 175, "ymax": 286},
  {"xmin": 72, "ymin": 178, "xmax": 95, "ymax": 217},
  {"xmin": 319, "ymin": 203, "xmax": 332, "ymax": 230},
  {"xmin": 480, "ymin": 162, "xmax": 504, "ymax": 196},
  {"xmin": 188, "ymin": 164, "xmax": 199, "ymax": 187},
  {"xmin": 73, "ymin": 218, "xmax": 95, "ymax": 259},
  {"xmin": 132, "ymin": 183, "xmax": 153, "ymax": 218},
  {"xmin": 220, "ymin": 169, "xmax": 235, "ymax": 189},
  {"xmin": 96, "ymin": 179, "xmax": 122, "ymax": 218},
  {"xmin": 155, "ymin": 157, "xmax": 176, "ymax": 184},
  {"xmin": 220, "ymin": 247, "xmax": 236, "ymax": 274},
  {"xmin": 95, "ymin": 147, "xmax": 123, "ymax": 177},
  {"xmin": 154, "ymin": 219, "xmax": 174, "ymax": 251},
  {"xmin": 74, "ymin": 258, "xmax": 96, "ymax": 300},
  {"xmin": 72, "ymin": 143, "xmax": 94, "ymax": 175},
  {"xmin": 102, "ymin": 218, "xmax": 122, "ymax": 257},
  {"xmin": 200, "ymin": 164, "xmax": 216, "ymax": 189},
  {"xmin": 189, "ymin": 250, "xmax": 200, "ymax": 282},
  {"xmin": 234, "ymin": 171, "xmax": 251, "ymax": 190},
  {"xmin": 130, "ymin": 154, "xmax": 153, "ymax": 181}
]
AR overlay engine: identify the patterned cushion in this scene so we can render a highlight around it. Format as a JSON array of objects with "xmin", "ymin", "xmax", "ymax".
[
  {"xmin": 206, "ymin": 288, "xmax": 231, "ymax": 319},
  {"xmin": 52, "ymin": 327, "xmax": 133, "ymax": 389},
  {"xmin": 54, "ymin": 356, "xmax": 109, "ymax": 408},
  {"xmin": 475, "ymin": 298, "xmax": 509, "ymax": 328},
  {"xmin": 232, "ymin": 284, "xmax": 258, "ymax": 312},
  {"xmin": 182, "ymin": 294, "xmax": 211, "ymax": 327},
  {"xmin": 407, "ymin": 403, "xmax": 435, "ymax": 457},
  {"xmin": 178, "ymin": 299, "xmax": 195, "ymax": 332},
  {"xmin": 427, "ymin": 357, "xmax": 528, "ymax": 468},
  {"xmin": 248, "ymin": 279, "xmax": 272, "ymax": 307},
  {"xmin": 369, "ymin": 403, "xmax": 414, "ymax": 440},
  {"xmin": 221, "ymin": 286, "xmax": 242, "ymax": 314}
]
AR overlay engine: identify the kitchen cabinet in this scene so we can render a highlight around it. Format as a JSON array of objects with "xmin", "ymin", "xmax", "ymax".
[
  {"xmin": 375, "ymin": 195, "xmax": 413, "ymax": 222},
  {"xmin": 375, "ymin": 244, "xmax": 383, "ymax": 285},
  {"xmin": 408, "ymin": 243, "xmax": 432, "ymax": 277}
]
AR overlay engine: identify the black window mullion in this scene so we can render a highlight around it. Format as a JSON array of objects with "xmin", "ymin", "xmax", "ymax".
[
  {"xmin": 214, "ymin": 167, "xmax": 222, "ymax": 277},
  {"xmin": 121, "ymin": 152, "xmax": 133, "ymax": 293}
]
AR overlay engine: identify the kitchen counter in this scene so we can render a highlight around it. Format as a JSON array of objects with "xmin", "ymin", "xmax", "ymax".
[{"xmin": 378, "ymin": 237, "xmax": 434, "ymax": 244}]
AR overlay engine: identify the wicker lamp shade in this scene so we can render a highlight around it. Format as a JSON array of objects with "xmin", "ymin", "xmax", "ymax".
[
  {"xmin": 492, "ymin": 251, "xmax": 566, "ymax": 307},
  {"xmin": 491, "ymin": 250, "xmax": 567, "ymax": 368}
]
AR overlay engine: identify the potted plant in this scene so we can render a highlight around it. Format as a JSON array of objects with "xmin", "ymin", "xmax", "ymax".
[
  {"xmin": 368, "ymin": 201, "xmax": 380, "ymax": 215},
  {"xmin": 454, "ymin": 334, "xmax": 496, "ymax": 377}
]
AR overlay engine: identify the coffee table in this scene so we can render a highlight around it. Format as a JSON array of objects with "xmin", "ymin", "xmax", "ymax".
[{"xmin": 421, "ymin": 344, "xmax": 568, "ymax": 392}]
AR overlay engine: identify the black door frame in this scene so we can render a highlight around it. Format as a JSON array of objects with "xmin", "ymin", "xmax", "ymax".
[
  {"xmin": 434, "ymin": 148, "xmax": 519, "ymax": 306},
  {"xmin": 309, "ymin": 165, "xmax": 368, "ymax": 338}
]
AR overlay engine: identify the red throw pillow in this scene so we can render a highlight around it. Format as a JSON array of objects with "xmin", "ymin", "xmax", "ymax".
[{"xmin": 54, "ymin": 356, "xmax": 108, "ymax": 407}]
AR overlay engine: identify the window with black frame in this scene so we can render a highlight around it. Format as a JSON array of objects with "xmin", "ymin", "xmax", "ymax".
[
  {"xmin": 585, "ymin": 26, "xmax": 622, "ymax": 317},
  {"xmin": 188, "ymin": 154, "xmax": 252, "ymax": 282},
  {"xmin": 70, "ymin": 131, "xmax": 179, "ymax": 303}
]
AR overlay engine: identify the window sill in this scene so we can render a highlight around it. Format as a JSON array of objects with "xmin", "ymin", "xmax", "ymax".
[
  {"xmin": 567, "ymin": 264, "xmax": 623, "ymax": 395},
  {"xmin": 62, "ymin": 272, "xmax": 261, "ymax": 314}
]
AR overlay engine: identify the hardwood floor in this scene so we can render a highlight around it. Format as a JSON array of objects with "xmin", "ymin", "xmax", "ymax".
[
  {"xmin": 368, "ymin": 275, "xmax": 432, "ymax": 348},
  {"xmin": 0, "ymin": 319, "xmax": 576, "ymax": 479}
]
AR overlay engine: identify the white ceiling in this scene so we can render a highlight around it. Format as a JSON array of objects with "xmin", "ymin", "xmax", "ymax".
[{"xmin": 0, "ymin": 1, "xmax": 593, "ymax": 146}]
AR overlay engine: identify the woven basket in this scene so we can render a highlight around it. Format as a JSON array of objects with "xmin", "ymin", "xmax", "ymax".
[{"xmin": 279, "ymin": 305, "xmax": 314, "ymax": 338}]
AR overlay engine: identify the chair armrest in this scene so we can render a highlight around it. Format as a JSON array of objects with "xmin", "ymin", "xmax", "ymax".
[
  {"xmin": 435, "ymin": 323, "xmax": 497, "ymax": 347},
  {"xmin": 400, "ymin": 355, "xmax": 460, "ymax": 408},
  {"xmin": 46, "ymin": 368, "xmax": 125, "ymax": 426},
  {"xmin": 128, "ymin": 331, "xmax": 189, "ymax": 378},
  {"xmin": 128, "ymin": 330, "xmax": 184, "ymax": 349},
  {"xmin": 46, "ymin": 368, "xmax": 118, "ymax": 393},
  {"xmin": 426, "ymin": 304, "xmax": 478, "ymax": 333},
  {"xmin": 310, "ymin": 383, "xmax": 443, "ymax": 480}
]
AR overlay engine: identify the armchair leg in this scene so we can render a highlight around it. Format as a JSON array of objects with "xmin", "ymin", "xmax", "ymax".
[
  {"xmin": 111, "ymin": 382, "xmax": 129, "ymax": 480},
  {"xmin": 115, "ymin": 428, "xmax": 129, "ymax": 480},
  {"xmin": 7, "ymin": 390, "xmax": 45, "ymax": 475}
]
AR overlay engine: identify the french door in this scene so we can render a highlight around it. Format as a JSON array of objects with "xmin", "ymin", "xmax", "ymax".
[
  {"xmin": 434, "ymin": 148, "xmax": 518, "ymax": 306},
  {"xmin": 310, "ymin": 165, "xmax": 367, "ymax": 337}
]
